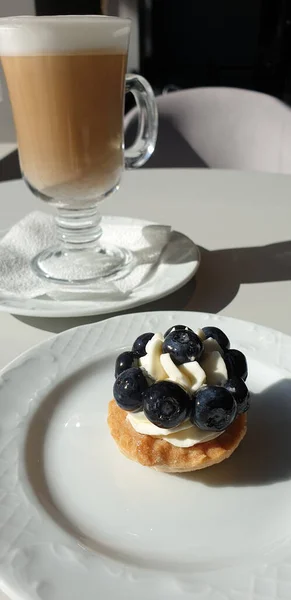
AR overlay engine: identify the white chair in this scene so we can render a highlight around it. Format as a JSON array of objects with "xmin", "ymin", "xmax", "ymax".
[{"xmin": 125, "ymin": 87, "xmax": 291, "ymax": 173}]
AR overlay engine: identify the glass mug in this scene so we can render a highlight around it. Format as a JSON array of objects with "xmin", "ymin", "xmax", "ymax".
[{"xmin": 0, "ymin": 15, "xmax": 158, "ymax": 286}]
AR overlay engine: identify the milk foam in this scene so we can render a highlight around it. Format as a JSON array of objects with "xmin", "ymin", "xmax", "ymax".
[{"xmin": 0, "ymin": 16, "xmax": 130, "ymax": 55}]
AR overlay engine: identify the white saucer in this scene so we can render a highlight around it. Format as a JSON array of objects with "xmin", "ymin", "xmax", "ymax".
[
  {"xmin": 0, "ymin": 215, "xmax": 199, "ymax": 318},
  {"xmin": 1, "ymin": 311, "xmax": 291, "ymax": 600}
]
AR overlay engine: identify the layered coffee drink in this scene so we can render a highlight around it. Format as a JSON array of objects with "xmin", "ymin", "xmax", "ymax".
[
  {"xmin": 1, "ymin": 20, "xmax": 127, "ymax": 204},
  {"xmin": 0, "ymin": 16, "xmax": 157, "ymax": 286}
]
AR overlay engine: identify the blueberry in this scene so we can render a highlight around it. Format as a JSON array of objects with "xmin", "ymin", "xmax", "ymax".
[
  {"xmin": 191, "ymin": 386, "xmax": 237, "ymax": 432},
  {"xmin": 113, "ymin": 367, "xmax": 147, "ymax": 411},
  {"xmin": 224, "ymin": 377, "xmax": 250, "ymax": 414},
  {"xmin": 202, "ymin": 326, "xmax": 230, "ymax": 350},
  {"xmin": 132, "ymin": 332, "xmax": 154, "ymax": 357},
  {"xmin": 115, "ymin": 351, "xmax": 137, "ymax": 378},
  {"xmin": 164, "ymin": 324, "xmax": 194, "ymax": 338},
  {"xmin": 162, "ymin": 329, "xmax": 203, "ymax": 365},
  {"xmin": 143, "ymin": 381, "xmax": 191, "ymax": 429},
  {"xmin": 224, "ymin": 349, "xmax": 248, "ymax": 381}
]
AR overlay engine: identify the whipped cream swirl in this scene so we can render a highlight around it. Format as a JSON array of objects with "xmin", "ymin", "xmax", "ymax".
[{"xmin": 127, "ymin": 330, "xmax": 228, "ymax": 447}]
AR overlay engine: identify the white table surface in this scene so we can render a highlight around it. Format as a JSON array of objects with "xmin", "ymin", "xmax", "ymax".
[{"xmin": 0, "ymin": 166, "xmax": 291, "ymax": 598}]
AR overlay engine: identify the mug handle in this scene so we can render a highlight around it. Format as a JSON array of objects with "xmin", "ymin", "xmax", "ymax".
[{"xmin": 124, "ymin": 74, "xmax": 158, "ymax": 168}]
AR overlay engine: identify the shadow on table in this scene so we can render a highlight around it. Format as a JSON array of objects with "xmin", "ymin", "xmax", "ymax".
[
  {"xmin": 176, "ymin": 378, "xmax": 291, "ymax": 487},
  {"xmin": 14, "ymin": 239, "xmax": 291, "ymax": 334},
  {"xmin": 191, "ymin": 240, "xmax": 291, "ymax": 312},
  {"xmin": 0, "ymin": 150, "xmax": 21, "ymax": 182}
]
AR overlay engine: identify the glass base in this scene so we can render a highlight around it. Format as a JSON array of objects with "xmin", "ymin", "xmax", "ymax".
[{"xmin": 31, "ymin": 244, "xmax": 133, "ymax": 286}]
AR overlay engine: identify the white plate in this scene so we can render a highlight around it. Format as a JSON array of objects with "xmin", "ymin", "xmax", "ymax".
[
  {"xmin": 1, "ymin": 311, "xmax": 291, "ymax": 600},
  {"xmin": 0, "ymin": 216, "xmax": 199, "ymax": 318}
]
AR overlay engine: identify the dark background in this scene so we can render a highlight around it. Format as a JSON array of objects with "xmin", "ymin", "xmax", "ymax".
[
  {"xmin": 34, "ymin": 0, "xmax": 103, "ymax": 16},
  {"xmin": 140, "ymin": 0, "xmax": 291, "ymax": 100},
  {"xmin": 35, "ymin": 0, "xmax": 291, "ymax": 101}
]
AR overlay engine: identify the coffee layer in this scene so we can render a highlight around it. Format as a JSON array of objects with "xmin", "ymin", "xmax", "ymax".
[{"xmin": 2, "ymin": 50, "xmax": 127, "ymax": 204}]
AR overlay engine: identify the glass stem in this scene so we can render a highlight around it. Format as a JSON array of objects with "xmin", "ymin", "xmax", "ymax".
[{"xmin": 55, "ymin": 206, "xmax": 102, "ymax": 251}]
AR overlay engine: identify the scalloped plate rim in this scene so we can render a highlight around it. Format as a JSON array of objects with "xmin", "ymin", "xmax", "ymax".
[{"xmin": 0, "ymin": 310, "xmax": 291, "ymax": 600}]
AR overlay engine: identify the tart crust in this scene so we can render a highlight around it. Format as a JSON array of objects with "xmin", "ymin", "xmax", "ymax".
[{"xmin": 107, "ymin": 399, "xmax": 247, "ymax": 473}]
